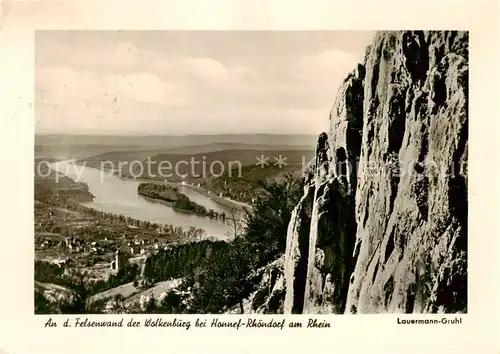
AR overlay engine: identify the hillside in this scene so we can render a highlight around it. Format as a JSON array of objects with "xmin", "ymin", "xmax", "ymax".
[
  {"xmin": 78, "ymin": 148, "xmax": 314, "ymax": 201},
  {"xmin": 35, "ymin": 144, "xmax": 171, "ymax": 160},
  {"xmin": 35, "ymin": 134, "xmax": 317, "ymax": 160},
  {"xmin": 35, "ymin": 133, "xmax": 318, "ymax": 147},
  {"xmin": 192, "ymin": 163, "xmax": 308, "ymax": 204},
  {"xmin": 159, "ymin": 143, "xmax": 314, "ymax": 155}
]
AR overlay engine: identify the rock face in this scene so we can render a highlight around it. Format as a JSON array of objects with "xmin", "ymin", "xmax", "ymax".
[
  {"xmin": 283, "ymin": 31, "xmax": 468, "ymax": 314},
  {"xmin": 227, "ymin": 257, "xmax": 286, "ymax": 314},
  {"xmin": 250, "ymin": 257, "xmax": 286, "ymax": 314}
]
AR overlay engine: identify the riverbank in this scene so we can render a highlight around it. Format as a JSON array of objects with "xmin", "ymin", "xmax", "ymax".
[
  {"xmin": 137, "ymin": 183, "xmax": 225, "ymax": 220},
  {"xmin": 175, "ymin": 183, "xmax": 252, "ymax": 212},
  {"xmin": 72, "ymin": 159, "xmax": 252, "ymax": 212}
]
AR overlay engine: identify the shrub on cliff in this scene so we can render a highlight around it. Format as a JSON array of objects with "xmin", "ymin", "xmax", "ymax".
[
  {"xmin": 186, "ymin": 173, "xmax": 304, "ymax": 313},
  {"xmin": 245, "ymin": 173, "xmax": 303, "ymax": 266}
]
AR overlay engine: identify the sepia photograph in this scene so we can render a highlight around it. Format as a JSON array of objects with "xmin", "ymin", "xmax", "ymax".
[{"xmin": 33, "ymin": 30, "xmax": 468, "ymax": 316}]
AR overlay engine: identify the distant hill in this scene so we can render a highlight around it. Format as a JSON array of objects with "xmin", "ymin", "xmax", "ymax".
[
  {"xmin": 80, "ymin": 148, "xmax": 314, "ymax": 182},
  {"xmin": 35, "ymin": 134, "xmax": 318, "ymax": 160},
  {"xmin": 35, "ymin": 144, "xmax": 170, "ymax": 160},
  {"xmin": 73, "ymin": 149, "xmax": 173, "ymax": 164},
  {"xmin": 35, "ymin": 134, "xmax": 318, "ymax": 147},
  {"xmin": 160, "ymin": 143, "xmax": 314, "ymax": 155},
  {"xmin": 78, "ymin": 143, "xmax": 314, "ymax": 166}
]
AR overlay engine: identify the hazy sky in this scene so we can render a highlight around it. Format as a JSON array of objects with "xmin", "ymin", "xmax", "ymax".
[{"xmin": 35, "ymin": 31, "xmax": 375, "ymax": 135}]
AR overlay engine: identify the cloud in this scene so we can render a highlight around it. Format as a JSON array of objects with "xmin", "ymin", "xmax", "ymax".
[
  {"xmin": 36, "ymin": 38, "xmax": 144, "ymax": 73},
  {"xmin": 296, "ymin": 49, "xmax": 359, "ymax": 78},
  {"xmin": 110, "ymin": 42, "xmax": 143, "ymax": 70},
  {"xmin": 36, "ymin": 66, "xmax": 98, "ymax": 104},
  {"xmin": 35, "ymin": 32, "xmax": 372, "ymax": 135},
  {"xmin": 35, "ymin": 65, "xmax": 190, "ymax": 133},
  {"xmin": 36, "ymin": 65, "xmax": 182, "ymax": 106},
  {"xmin": 292, "ymin": 49, "xmax": 360, "ymax": 94},
  {"xmin": 101, "ymin": 73, "xmax": 179, "ymax": 105},
  {"xmin": 182, "ymin": 57, "xmax": 228, "ymax": 80}
]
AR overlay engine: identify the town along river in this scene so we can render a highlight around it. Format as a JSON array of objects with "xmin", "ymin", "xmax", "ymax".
[{"xmin": 50, "ymin": 160, "xmax": 242, "ymax": 240}]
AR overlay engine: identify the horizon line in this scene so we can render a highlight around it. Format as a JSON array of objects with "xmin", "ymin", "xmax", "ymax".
[{"xmin": 35, "ymin": 132, "xmax": 322, "ymax": 137}]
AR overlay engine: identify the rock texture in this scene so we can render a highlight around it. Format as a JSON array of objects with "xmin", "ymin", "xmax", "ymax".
[
  {"xmin": 227, "ymin": 257, "xmax": 286, "ymax": 314},
  {"xmin": 283, "ymin": 30, "xmax": 468, "ymax": 314},
  {"xmin": 250, "ymin": 257, "xmax": 286, "ymax": 313}
]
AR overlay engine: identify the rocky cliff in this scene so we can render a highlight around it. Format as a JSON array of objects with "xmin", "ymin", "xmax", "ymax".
[{"xmin": 283, "ymin": 30, "xmax": 468, "ymax": 314}]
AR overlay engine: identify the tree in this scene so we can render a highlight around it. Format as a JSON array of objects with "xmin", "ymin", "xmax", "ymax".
[
  {"xmin": 244, "ymin": 172, "xmax": 303, "ymax": 266},
  {"xmin": 105, "ymin": 294, "xmax": 127, "ymax": 314},
  {"xmin": 187, "ymin": 239, "xmax": 251, "ymax": 314},
  {"xmin": 187, "ymin": 173, "xmax": 303, "ymax": 313},
  {"xmin": 224, "ymin": 207, "xmax": 246, "ymax": 240},
  {"xmin": 59, "ymin": 271, "xmax": 91, "ymax": 314},
  {"xmin": 34, "ymin": 290, "xmax": 56, "ymax": 314}
]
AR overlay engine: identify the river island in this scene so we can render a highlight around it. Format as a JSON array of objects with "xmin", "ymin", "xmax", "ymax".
[{"xmin": 137, "ymin": 182, "xmax": 226, "ymax": 220}]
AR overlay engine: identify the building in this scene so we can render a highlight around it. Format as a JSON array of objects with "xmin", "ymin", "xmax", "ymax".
[
  {"xmin": 113, "ymin": 249, "xmax": 126, "ymax": 272},
  {"xmin": 51, "ymin": 258, "xmax": 68, "ymax": 267},
  {"xmin": 130, "ymin": 245, "xmax": 141, "ymax": 255}
]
